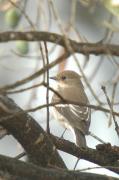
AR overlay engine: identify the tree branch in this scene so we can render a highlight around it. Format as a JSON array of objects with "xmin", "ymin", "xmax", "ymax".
[
  {"xmin": 0, "ymin": 96, "xmax": 119, "ymax": 175},
  {"xmin": 0, "ymin": 95, "xmax": 66, "ymax": 169},
  {"xmin": 0, "ymin": 154, "xmax": 118, "ymax": 180},
  {"xmin": 0, "ymin": 31, "xmax": 119, "ymax": 56},
  {"xmin": 0, "ymin": 52, "xmax": 69, "ymax": 93},
  {"xmin": 50, "ymin": 135, "xmax": 119, "ymax": 174}
]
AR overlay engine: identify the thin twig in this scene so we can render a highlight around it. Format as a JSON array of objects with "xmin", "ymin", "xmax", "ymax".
[
  {"xmin": 14, "ymin": 151, "xmax": 26, "ymax": 159},
  {"xmin": 73, "ymin": 158, "xmax": 80, "ymax": 170},
  {"xmin": 39, "ymin": 42, "xmax": 46, "ymax": 81},
  {"xmin": 9, "ymin": 0, "xmax": 43, "ymax": 110},
  {"xmin": 60, "ymin": 128, "xmax": 67, "ymax": 138},
  {"xmin": 78, "ymin": 165, "xmax": 119, "ymax": 172},
  {"xmin": 108, "ymin": 83, "xmax": 117, "ymax": 127},
  {"xmin": 101, "ymin": 86, "xmax": 119, "ymax": 137},
  {"xmin": 1, "ymin": 100, "xmax": 119, "ymax": 124},
  {"xmin": 6, "ymin": 82, "xmax": 44, "ymax": 94},
  {"xmin": 0, "ymin": 52, "xmax": 69, "ymax": 93},
  {"xmin": 73, "ymin": 131, "xmax": 106, "ymax": 170},
  {"xmin": 88, "ymin": 131, "xmax": 106, "ymax": 144},
  {"xmin": 26, "ymin": 101, "xmax": 119, "ymax": 117},
  {"xmin": 50, "ymin": 0, "xmax": 103, "ymax": 105},
  {"xmin": 44, "ymin": 42, "xmax": 50, "ymax": 134}
]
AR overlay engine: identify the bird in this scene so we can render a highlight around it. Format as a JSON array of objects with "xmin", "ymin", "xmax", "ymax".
[{"xmin": 51, "ymin": 70, "xmax": 91, "ymax": 148}]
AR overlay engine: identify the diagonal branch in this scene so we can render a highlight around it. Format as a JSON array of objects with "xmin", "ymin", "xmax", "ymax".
[
  {"xmin": 0, "ymin": 95, "xmax": 66, "ymax": 169},
  {"xmin": 0, "ymin": 95, "xmax": 119, "ymax": 175},
  {"xmin": 0, "ymin": 52, "xmax": 69, "ymax": 93}
]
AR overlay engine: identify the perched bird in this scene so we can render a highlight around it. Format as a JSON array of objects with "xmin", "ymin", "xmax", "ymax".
[{"xmin": 51, "ymin": 70, "xmax": 91, "ymax": 147}]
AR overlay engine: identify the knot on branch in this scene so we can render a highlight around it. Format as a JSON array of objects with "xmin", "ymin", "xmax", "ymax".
[{"xmin": 96, "ymin": 143, "xmax": 119, "ymax": 162}]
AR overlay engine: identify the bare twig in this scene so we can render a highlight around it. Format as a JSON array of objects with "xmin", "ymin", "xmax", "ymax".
[
  {"xmin": 0, "ymin": 52, "xmax": 69, "ymax": 93},
  {"xmin": 44, "ymin": 42, "xmax": 50, "ymax": 134},
  {"xmin": 49, "ymin": 1, "xmax": 104, "ymax": 105},
  {"xmin": 1, "ymin": 100, "xmax": 119, "ymax": 125},
  {"xmin": 73, "ymin": 158, "xmax": 80, "ymax": 170},
  {"xmin": 6, "ymin": 82, "xmax": 44, "ymax": 94},
  {"xmin": 89, "ymin": 131, "xmax": 106, "ymax": 144},
  {"xmin": 108, "ymin": 83, "xmax": 117, "ymax": 127},
  {"xmin": 101, "ymin": 86, "xmax": 119, "ymax": 137},
  {"xmin": 26, "ymin": 101, "xmax": 119, "ymax": 118},
  {"xmin": 60, "ymin": 128, "xmax": 67, "ymax": 138},
  {"xmin": 15, "ymin": 151, "xmax": 26, "ymax": 160},
  {"xmin": 79, "ymin": 165, "xmax": 119, "ymax": 172}
]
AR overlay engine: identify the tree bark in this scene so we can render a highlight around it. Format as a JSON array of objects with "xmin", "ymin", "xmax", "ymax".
[
  {"xmin": 0, "ymin": 95, "xmax": 66, "ymax": 168},
  {"xmin": 0, "ymin": 154, "xmax": 118, "ymax": 180}
]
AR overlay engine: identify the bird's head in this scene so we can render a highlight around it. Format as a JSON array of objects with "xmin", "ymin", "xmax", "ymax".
[{"xmin": 50, "ymin": 70, "xmax": 82, "ymax": 87}]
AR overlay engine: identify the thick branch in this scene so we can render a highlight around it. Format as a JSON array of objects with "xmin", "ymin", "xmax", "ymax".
[
  {"xmin": 0, "ymin": 154, "xmax": 118, "ymax": 180},
  {"xmin": 0, "ymin": 95, "xmax": 66, "ymax": 168},
  {"xmin": 0, "ymin": 95, "xmax": 119, "ymax": 175},
  {"xmin": 51, "ymin": 135, "xmax": 119, "ymax": 174},
  {"xmin": 0, "ymin": 31, "xmax": 119, "ymax": 56}
]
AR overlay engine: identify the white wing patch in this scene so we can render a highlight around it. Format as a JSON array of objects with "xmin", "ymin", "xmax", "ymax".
[
  {"xmin": 55, "ymin": 104, "xmax": 90, "ymax": 122},
  {"xmin": 69, "ymin": 104, "xmax": 90, "ymax": 121}
]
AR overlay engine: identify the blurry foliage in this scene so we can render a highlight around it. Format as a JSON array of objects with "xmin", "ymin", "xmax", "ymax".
[
  {"xmin": 102, "ymin": 0, "xmax": 119, "ymax": 17},
  {"xmin": 5, "ymin": 7, "xmax": 20, "ymax": 28},
  {"xmin": 16, "ymin": 40, "xmax": 29, "ymax": 55},
  {"xmin": 80, "ymin": 0, "xmax": 119, "ymax": 17},
  {"xmin": 1, "ymin": 0, "xmax": 29, "ymax": 55}
]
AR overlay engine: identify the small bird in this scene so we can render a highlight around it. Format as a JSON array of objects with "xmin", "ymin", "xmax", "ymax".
[{"xmin": 51, "ymin": 70, "xmax": 91, "ymax": 148}]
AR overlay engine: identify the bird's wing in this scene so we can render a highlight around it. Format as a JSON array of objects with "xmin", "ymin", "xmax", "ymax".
[{"xmin": 54, "ymin": 103, "xmax": 91, "ymax": 134}]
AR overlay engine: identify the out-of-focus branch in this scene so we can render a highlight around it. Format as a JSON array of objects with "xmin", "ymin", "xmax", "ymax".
[
  {"xmin": 0, "ymin": 31, "xmax": 118, "ymax": 96},
  {"xmin": 0, "ymin": 52, "xmax": 69, "ymax": 93},
  {"xmin": 0, "ymin": 31, "xmax": 119, "ymax": 56},
  {"xmin": 0, "ymin": 154, "xmax": 118, "ymax": 180},
  {"xmin": 0, "ymin": 31, "xmax": 119, "ymax": 95},
  {"xmin": 101, "ymin": 86, "xmax": 119, "ymax": 137}
]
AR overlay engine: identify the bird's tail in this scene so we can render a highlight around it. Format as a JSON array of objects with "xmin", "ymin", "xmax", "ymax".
[{"xmin": 74, "ymin": 128, "xmax": 86, "ymax": 148}]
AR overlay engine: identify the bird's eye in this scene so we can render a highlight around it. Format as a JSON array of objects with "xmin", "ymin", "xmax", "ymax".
[{"xmin": 61, "ymin": 76, "xmax": 66, "ymax": 80}]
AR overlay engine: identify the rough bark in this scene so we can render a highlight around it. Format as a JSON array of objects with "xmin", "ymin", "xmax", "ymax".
[{"xmin": 0, "ymin": 95, "xmax": 66, "ymax": 168}]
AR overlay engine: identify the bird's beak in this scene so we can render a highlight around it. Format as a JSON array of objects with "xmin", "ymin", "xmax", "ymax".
[{"xmin": 50, "ymin": 76, "xmax": 57, "ymax": 81}]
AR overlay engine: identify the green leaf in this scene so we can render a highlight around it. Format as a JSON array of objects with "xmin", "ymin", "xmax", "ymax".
[
  {"xmin": 16, "ymin": 41, "xmax": 29, "ymax": 55},
  {"xmin": 5, "ymin": 8, "xmax": 20, "ymax": 28}
]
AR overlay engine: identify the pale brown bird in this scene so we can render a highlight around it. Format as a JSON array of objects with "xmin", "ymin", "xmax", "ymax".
[{"xmin": 51, "ymin": 70, "xmax": 91, "ymax": 147}]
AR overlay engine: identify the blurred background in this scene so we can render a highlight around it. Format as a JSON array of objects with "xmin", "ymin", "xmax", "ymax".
[{"xmin": 0, "ymin": 0, "xmax": 119, "ymax": 178}]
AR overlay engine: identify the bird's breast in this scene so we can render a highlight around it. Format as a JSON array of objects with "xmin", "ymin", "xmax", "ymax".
[{"xmin": 58, "ymin": 86, "xmax": 88, "ymax": 103}]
